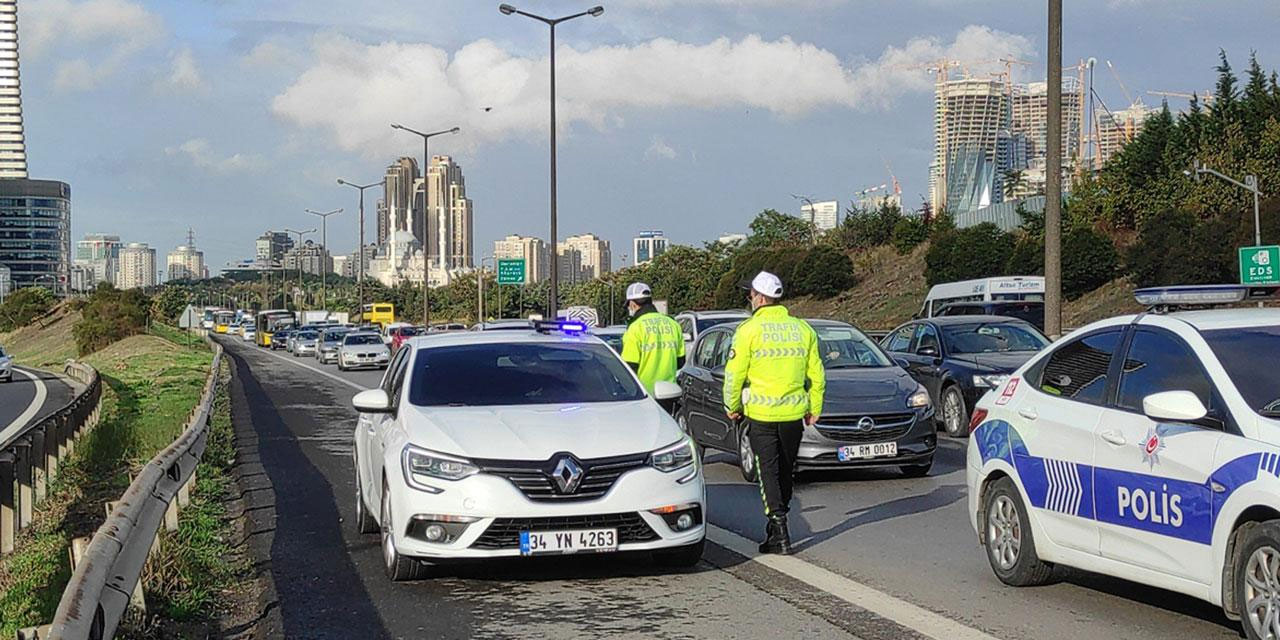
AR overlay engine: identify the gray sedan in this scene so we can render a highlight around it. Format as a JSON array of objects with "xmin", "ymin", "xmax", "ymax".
[
  {"xmin": 317, "ymin": 327, "xmax": 355, "ymax": 364},
  {"xmin": 292, "ymin": 330, "xmax": 320, "ymax": 358},
  {"xmin": 337, "ymin": 332, "xmax": 390, "ymax": 371}
]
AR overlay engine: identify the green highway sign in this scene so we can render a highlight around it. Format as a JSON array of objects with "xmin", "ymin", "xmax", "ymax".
[
  {"xmin": 497, "ymin": 258, "xmax": 526, "ymax": 285},
  {"xmin": 1239, "ymin": 245, "xmax": 1280, "ymax": 286}
]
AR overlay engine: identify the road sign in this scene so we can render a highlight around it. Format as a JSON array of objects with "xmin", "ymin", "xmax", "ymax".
[
  {"xmin": 178, "ymin": 304, "xmax": 200, "ymax": 329},
  {"xmin": 1239, "ymin": 246, "xmax": 1280, "ymax": 286},
  {"xmin": 497, "ymin": 259, "xmax": 525, "ymax": 285}
]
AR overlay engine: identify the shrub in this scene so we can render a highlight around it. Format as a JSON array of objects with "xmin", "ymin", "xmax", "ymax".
[
  {"xmin": 1126, "ymin": 210, "xmax": 1234, "ymax": 287},
  {"xmin": 792, "ymin": 245, "xmax": 857, "ymax": 299},
  {"xmin": 836, "ymin": 202, "xmax": 903, "ymax": 250},
  {"xmin": 0, "ymin": 287, "xmax": 55, "ymax": 332},
  {"xmin": 1005, "ymin": 235, "xmax": 1044, "ymax": 277},
  {"xmin": 925, "ymin": 223, "xmax": 1016, "ymax": 285},
  {"xmin": 1062, "ymin": 226, "xmax": 1119, "ymax": 299},
  {"xmin": 891, "ymin": 216, "xmax": 930, "ymax": 254},
  {"xmin": 73, "ymin": 284, "xmax": 150, "ymax": 355}
]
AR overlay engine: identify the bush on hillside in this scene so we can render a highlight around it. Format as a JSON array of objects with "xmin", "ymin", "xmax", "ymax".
[
  {"xmin": 891, "ymin": 216, "xmax": 930, "ymax": 254},
  {"xmin": 1126, "ymin": 210, "xmax": 1235, "ymax": 287},
  {"xmin": 73, "ymin": 284, "xmax": 151, "ymax": 355},
  {"xmin": 1062, "ymin": 226, "xmax": 1119, "ymax": 299},
  {"xmin": 713, "ymin": 245, "xmax": 855, "ymax": 306},
  {"xmin": 925, "ymin": 223, "xmax": 1015, "ymax": 285},
  {"xmin": 0, "ymin": 287, "xmax": 55, "ymax": 332},
  {"xmin": 793, "ymin": 245, "xmax": 857, "ymax": 299},
  {"xmin": 1005, "ymin": 236, "xmax": 1044, "ymax": 276},
  {"xmin": 837, "ymin": 202, "xmax": 903, "ymax": 249}
]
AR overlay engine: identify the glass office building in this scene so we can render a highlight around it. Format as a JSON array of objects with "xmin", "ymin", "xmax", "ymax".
[{"xmin": 0, "ymin": 179, "xmax": 72, "ymax": 293}]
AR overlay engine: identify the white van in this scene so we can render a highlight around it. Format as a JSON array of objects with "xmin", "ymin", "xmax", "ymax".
[{"xmin": 918, "ymin": 276, "xmax": 1044, "ymax": 318}]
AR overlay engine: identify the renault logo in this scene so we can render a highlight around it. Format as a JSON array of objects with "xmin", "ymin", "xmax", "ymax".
[
  {"xmin": 552, "ymin": 456, "xmax": 584, "ymax": 494},
  {"xmin": 856, "ymin": 416, "xmax": 876, "ymax": 433}
]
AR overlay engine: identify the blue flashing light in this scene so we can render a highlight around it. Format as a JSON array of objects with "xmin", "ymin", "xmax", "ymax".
[
  {"xmin": 1134, "ymin": 284, "xmax": 1250, "ymax": 307},
  {"xmin": 532, "ymin": 320, "xmax": 589, "ymax": 335}
]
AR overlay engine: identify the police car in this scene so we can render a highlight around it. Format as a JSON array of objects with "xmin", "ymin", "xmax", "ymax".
[{"xmin": 967, "ymin": 285, "xmax": 1280, "ymax": 640}]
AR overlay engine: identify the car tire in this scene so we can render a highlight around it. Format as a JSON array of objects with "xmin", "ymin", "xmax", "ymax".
[
  {"xmin": 354, "ymin": 467, "xmax": 378, "ymax": 534},
  {"xmin": 940, "ymin": 385, "xmax": 969, "ymax": 438},
  {"xmin": 338, "ymin": 362, "xmax": 347, "ymax": 372},
  {"xmin": 737, "ymin": 424, "xmax": 758, "ymax": 484},
  {"xmin": 381, "ymin": 479, "xmax": 425, "ymax": 582},
  {"xmin": 1233, "ymin": 520, "xmax": 1280, "ymax": 640},
  {"xmin": 982, "ymin": 476, "xmax": 1054, "ymax": 586},
  {"xmin": 654, "ymin": 539, "xmax": 705, "ymax": 568},
  {"xmin": 901, "ymin": 458, "xmax": 933, "ymax": 478}
]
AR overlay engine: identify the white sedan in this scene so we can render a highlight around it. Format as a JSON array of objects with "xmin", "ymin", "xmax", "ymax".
[{"xmin": 351, "ymin": 322, "xmax": 704, "ymax": 581}]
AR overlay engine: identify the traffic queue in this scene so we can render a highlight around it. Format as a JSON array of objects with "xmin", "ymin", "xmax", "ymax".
[{"xmin": 221, "ymin": 270, "xmax": 1280, "ymax": 640}]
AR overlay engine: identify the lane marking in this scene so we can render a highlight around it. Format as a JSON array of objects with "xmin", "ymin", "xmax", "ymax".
[
  {"xmin": 0, "ymin": 367, "xmax": 49, "ymax": 444},
  {"xmin": 706, "ymin": 524, "xmax": 1001, "ymax": 640}
]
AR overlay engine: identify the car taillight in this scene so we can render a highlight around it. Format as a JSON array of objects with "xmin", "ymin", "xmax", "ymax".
[{"xmin": 968, "ymin": 408, "xmax": 988, "ymax": 434}]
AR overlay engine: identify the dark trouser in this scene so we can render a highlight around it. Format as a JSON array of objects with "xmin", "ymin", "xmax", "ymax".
[{"xmin": 747, "ymin": 418, "xmax": 804, "ymax": 517}]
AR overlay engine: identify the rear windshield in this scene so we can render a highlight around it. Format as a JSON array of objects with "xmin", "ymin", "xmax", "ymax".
[
  {"xmin": 322, "ymin": 329, "xmax": 351, "ymax": 341},
  {"xmin": 397, "ymin": 327, "xmax": 420, "ymax": 337},
  {"xmin": 815, "ymin": 326, "xmax": 892, "ymax": 368},
  {"xmin": 408, "ymin": 342, "xmax": 645, "ymax": 407},
  {"xmin": 696, "ymin": 317, "xmax": 741, "ymax": 333},
  {"xmin": 344, "ymin": 334, "xmax": 382, "ymax": 346},
  {"xmin": 296, "ymin": 331, "xmax": 318, "ymax": 340},
  {"xmin": 942, "ymin": 322, "xmax": 1049, "ymax": 355},
  {"xmin": 1203, "ymin": 326, "xmax": 1280, "ymax": 418}
]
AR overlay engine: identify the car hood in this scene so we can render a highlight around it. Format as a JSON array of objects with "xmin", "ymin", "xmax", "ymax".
[
  {"xmin": 401, "ymin": 400, "xmax": 681, "ymax": 460},
  {"xmin": 822, "ymin": 367, "xmax": 918, "ymax": 415},
  {"xmin": 948, "ymin": 351, "xmax": 1038, "ymax": 373}
]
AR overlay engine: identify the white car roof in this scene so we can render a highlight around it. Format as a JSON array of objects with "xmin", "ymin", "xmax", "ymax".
[
  {"xmin": 1159, "ymin": 307, "xmax": 1280, "ymax": 331},
  {"xmin": 405, "ymin": 329, "xmax": 604, "ymax": 350},
  {"xmin": 681, "ymin": 310, "xmax": 748, "ymax": 318}
]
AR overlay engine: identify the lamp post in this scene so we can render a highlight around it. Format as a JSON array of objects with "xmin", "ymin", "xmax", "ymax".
[
  {"xmin": 284, "ymin": 227, "xmax": 315, "ymax": 311},
  {"xmin": 478, "ymin": 256, "xmax": 496, "ymax": 323},
  {"xmin": 791, "ymin": 194, "xmax": 821, "ymax": 244},
  {"xmin": 498, "ymin": 3, "xmax": 604, "ymax": 319},
  {"xmin": 304, "ymin": 208, "xmax": 342, "ymax": 314},
  {"xmin": 390, "ymin": 123, "xmax": 461, "ymax": 326},
  {"xmin": 1045, "ymin": 0, "xmax": 1064, "ymax": 338},
  {"xmin": 1192, "ymin": 160, "xmax": 1265, "ymax": 306},
  {"xmin": 338, "ymin": 178, "xmax": 383, "ymax": 312}
]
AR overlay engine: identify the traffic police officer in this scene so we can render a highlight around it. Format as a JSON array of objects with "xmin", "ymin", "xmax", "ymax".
[
  {"xmin": 620, "ymin": 282, "xmax": 686, "ymax": 411},
  {"xmin": 723, "ymin": 271, "xmax": 825, "ymax": 555}
]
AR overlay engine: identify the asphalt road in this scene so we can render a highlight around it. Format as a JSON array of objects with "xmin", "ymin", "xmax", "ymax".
[
  {"xmin": 219, "ymin": 335, "xmax": 1242, "ymax": 640},
  {"xmin": 0, "ymin": 365, "xmax": 75, "ymax": 446}
]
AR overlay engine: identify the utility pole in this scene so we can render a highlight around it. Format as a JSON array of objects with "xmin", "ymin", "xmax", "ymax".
[
  {"xmin": 305, "ymin": 208, "xmax": 342, "ymax": 315},
  {"xmin": 338, "ymin": 179, "xmax": 383, "ymax": 313},
  {"xmin": 1044, "ymin": 0, "xmax": 1064, "ymax": 338}
]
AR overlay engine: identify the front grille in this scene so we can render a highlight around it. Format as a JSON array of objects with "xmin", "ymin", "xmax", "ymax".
[
  {"xmin": 816, "ymin": 413, "xmax": 916, "ymax": 443},
  {"xmin": 471, "ymin": 452, "xmax": 650, "ymax": 502},
  {"xmin": 470, "ymin": 512, "xmax": 659, "ymax": 550}
]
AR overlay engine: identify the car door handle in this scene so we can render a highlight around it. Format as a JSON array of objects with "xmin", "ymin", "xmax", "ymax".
[
  {"xmin": 1099, "ymin": 430, "xmax": 1127, "ymax": 446},
  {"xmin": 1017, "ymin": 407, "xmax": 1039, "ymax": 421}
]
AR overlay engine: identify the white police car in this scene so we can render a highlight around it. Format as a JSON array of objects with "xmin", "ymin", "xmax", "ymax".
[{"xmin": 966, "ymin": 285, "xmax": 1280, "ymax": 640}]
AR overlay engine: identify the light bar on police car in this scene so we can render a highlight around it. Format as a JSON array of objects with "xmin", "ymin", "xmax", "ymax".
[
  {"xmin": 532, "ymin": 320, "xmax": 589, "ymax": 335},
  {"xmin": 1133, "ymin": 284, "xmax": 1249, "ymax": 306}
]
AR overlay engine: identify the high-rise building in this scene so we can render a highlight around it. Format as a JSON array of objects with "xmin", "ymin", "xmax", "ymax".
[
  {"xmin": 255, "ymin": 231, "xmax": 293, "ymax": 265},
  {"xmin": 0, "ymin": 0, "xmax": 27, "ymax": 179},
  {"xmin": 0, "ymin": 263, "xmax": 10, "ymax": 302},
  {"xmin": 74, "ymin": 233, "xmax": 122, "ymax": 287},
  {"xmin": 633, "ymin": 231, "xmax": 668, "ymax": 265},
  {"xmin": 717, "ymin": 233, "xmax": 748, "ymax": 246},
  {"xmin": 283, "ymin": 240, "xmax": 332, "ymax": 276},
  {"xmin": 332, "ymin": 254, "xmax": 350, "ymax": 278},
  {"xmin": 1011, "ymin": 78, "xmax": 1085, "ymax": 195},
  {"xmin": 117, "ymin": 243, "xmax": 156, "ymax": 289},
  {"xmin": 929, "ymin": 78, "xmax": 1009, "ymax": 214},
  {"xmin": 375, "ymin": 197, "xmax": 389, "ymax": 246},
  {"xmin": 556, "ymin": 242, "xmax": 583, "ymax": 285},
  {"xmin": 1095, "ymin": 103, "xmax": 1159, "ymax": 169},
  {"xmin": 424, "ymin": 155, "xmax": 473, "ymax": 270},
  {"xmin": 563, "ymin": 233, "xmax": 611, "ymax": 281},
  {"xmin": 167, "ymin": 232, "xmax": 205, "ymax": 282},
  {"xmin": 382, "ymin": 157, "xmax": 419, "ymax": 244},
  {"xmin": 0, "ymin": 179, "xmax": 71, "ymax": 292},
  {"xmin": 801, "ymin": 201, "xmax": 840, "ymax": 231},
  {"xmin": 493, "ymin": 234, "xmax": 550, "ymax": 284}
]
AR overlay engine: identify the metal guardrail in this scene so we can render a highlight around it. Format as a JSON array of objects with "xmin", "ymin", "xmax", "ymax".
[
  {"xmin": 47, "ymin": 336, "xmax": 223, "ymax": 640},
  {"xmin": 0, "ymin": 361, "xmax": 102, "ymax": 554}
]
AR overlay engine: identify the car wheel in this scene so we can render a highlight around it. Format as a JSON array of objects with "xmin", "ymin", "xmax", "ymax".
[
  {"xmin": 1235, "ymin": 521, "xmax": 1280, "ymax": 640},
  {"xmin": 982, "ymin": 476, "xmax": 1054, "ymax": 586},
  {"xmin": 941, "ymin": 386, "xmax": 968, "ymax": 438},
  {"xmin": 354, "ymin": 466, "xmax": 378, "ymax": 534},
  {"xmin": 654, "ymin": 539, "xmax": 705, "ymax": 568},
  {"xmin": 901, "ymin": 458, "xmax": 933, "ymax": 478},
  {"xmin": 738, "ymin": 424, "xmax": 758, "ymax": 483},
  {"xmin": 381, "ymin": 479, "xmax": 425, "ymax": 581},
  {"xmin": 338, "ymin": 362, "xmax": 347, "ymax": 372},
  {"xmin": 676, "ymin": 411, "xmax": 704, "ymax": 459}
]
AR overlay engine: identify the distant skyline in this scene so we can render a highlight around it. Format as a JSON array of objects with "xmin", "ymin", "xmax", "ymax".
[{"xmin": 16, "ymin": 0, "xmax": 1280, "ymax": 272}]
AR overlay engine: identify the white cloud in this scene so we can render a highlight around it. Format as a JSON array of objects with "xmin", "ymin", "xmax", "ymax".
[
  {"xmin": 162, "ymin": 46, "xmax": 206, "ymax": 92},
  {"xmin": 165, "ymin": 138, "xmax": 265, "ymax": 173},
  {"xmin": 241, "ymin": 41, "xmax": 306, "ymax": 70},
  {"xmin": 271, "ymin": 26, "xmax": 1032, "ymax": 156},
  {"xmin": 645, "ymin": 136, "xmax": 678, "ymax": 160},
  {"xmin": 25, "ymin": 0, "xmax": 165, "ymax": 91}
]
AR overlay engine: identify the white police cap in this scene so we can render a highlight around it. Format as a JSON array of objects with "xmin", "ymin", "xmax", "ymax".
[
  {"xmin": 751, "ymin": 271, "xmax": 784, "ymax": 298},
  {"xmin": 625, "ymin": 282, "xmax": 653, "ymax": 301}
]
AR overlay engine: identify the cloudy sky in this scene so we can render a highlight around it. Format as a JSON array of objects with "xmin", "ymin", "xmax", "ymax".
[{"xmin": 18, "ymin": 0, "xmax": 1280, "ymax": 271}]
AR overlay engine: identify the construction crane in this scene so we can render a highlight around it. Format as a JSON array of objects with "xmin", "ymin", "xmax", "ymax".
[
  {"xmin": 1148, "ymin": 90, "xmax": 1216, "ymax": 105},
  {"xmin": 1105, "ymin": 60, "xmax": 1144, "ymax": 110}
]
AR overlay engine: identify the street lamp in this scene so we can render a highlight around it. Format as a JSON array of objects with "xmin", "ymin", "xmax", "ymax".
[
  {"xmin": 1192, "ymin": 160, "xmax": 1265, "ymax": 306},
  {"xmin": 338, "ymin": 178, "xmax": 384, "ymax": 312},
  {"xmin": 477, "ymin": 256, "xmax": 496, "ymax": 323},
  {"xmin": 791, "ymin": 194, "xmax": 821, "ymax": 244},
  {"xmin": 498, "ymin": 3, "xmax": 604, "ymax": 320},
  {"xmin": 390, "ymin": 123, "xmax": 461, "ymax": 326},
  {"xmin": 305, "ymin": 208, "xmax": 342, "ymax": 314},
  {"xmin": 284, "ymin": 227, "xmax": 316, "ymax": 310}
]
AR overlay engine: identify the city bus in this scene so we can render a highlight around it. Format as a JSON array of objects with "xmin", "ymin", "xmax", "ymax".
[
  {"xmin": 255, "ymin": 309, "xmax": 296, "ymax": 348},
  {"xmin": 201, "ymin": 306, "xmax": 221, "ymax": 331},
  {"xmin": 360, "ymin": 303, "xmax": 396, "ymax": 329},
  {"xmin": 213, "ymin": 310, "xmax": 236, "ymax": 334}
]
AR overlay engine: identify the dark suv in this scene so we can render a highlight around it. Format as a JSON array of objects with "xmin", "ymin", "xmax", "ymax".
[
  {"xmin": 880, "ymin": 315, "xmax": 1050, "ymax": 437},
  {"xmin": 677, "ymin": 319, "xmax": 937, "ymax": 480}
]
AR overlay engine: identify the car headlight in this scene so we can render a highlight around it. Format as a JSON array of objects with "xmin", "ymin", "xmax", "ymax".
[
  {"xmin": 649, "ymin": 439, "xmax": 696, "ymax": 473},
  {"xmin": 907, "ymin": 385, "xmax": 931, "ymax": 408},
  {"xmin": 973, "ymin": 374, "xmax": 1009, "ymax": 389},
  {"xmin": 402, "ymin": 445, "xmax": 479, "ymax": 490}
]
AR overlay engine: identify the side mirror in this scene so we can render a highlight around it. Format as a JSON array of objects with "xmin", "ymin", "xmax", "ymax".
[
  {"xmin": 353, "ymin": 388, "xmax": 393, "ymax": 414},
  {"xmin": 653, "ymin": 380, "xmax": 682, "ymax": 401},
  {"xmin": 916, "ymin": 345, "xmax": 939, "ymax": 358},
  {"xmin": 1143, "ymin": 390, "xmax": 1208, "ymax": 423},
  {"xmin": 710, "ymin": 366, "xmax": 726, "ymax": 381}
]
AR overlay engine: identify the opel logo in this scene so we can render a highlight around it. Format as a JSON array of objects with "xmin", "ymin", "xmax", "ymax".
[
  {"xmin": 552, "ymin": 456, "xmax": 584, "ymax": 494},
  {"xmin": 856, "ymin": 416, "xmax": 876, "ymax": 433}
]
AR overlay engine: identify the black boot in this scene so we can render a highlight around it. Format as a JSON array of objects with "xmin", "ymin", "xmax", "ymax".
[{"xmin": 758, "ymin": 515, "xmax": 792, "ymax": 555}]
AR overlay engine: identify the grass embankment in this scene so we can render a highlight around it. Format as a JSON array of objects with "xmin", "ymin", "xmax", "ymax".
[
  {"xmin": 0, "ymin": 330, "xmax": 214, "ymax": 634},
  {"xmin": 0, "ymin": 302, "xmax": 80, "ymax": 369}
]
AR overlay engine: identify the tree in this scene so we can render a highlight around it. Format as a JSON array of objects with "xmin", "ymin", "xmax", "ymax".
[
  {"xmin": 0, "ymin": 287, "xmax": 55, "ymax": 331},
  {"xmin": 1002, "ymin": 169, "xmax": 1030, "ymax": 198},
  {"xmin": 891, "ymin": 216, "xmax": 929, "ymax": 254},
  {"xmin": 792, "ymin": 246, "xmax": 856, "ymax": 298},
  {"xmin": 925, "ymin": 223, "xmax": 1016, "ymax": 285},
  {"xmin": 835, "ymin": 201, "xmax": 903, "ymax": 249},
  {"xmin": 746, "ymin": 209, "xmax": 814, "ymax": 249},
  {"xmin": 73, "ymin": 284, "xmax": 150, "ymax": 355}
]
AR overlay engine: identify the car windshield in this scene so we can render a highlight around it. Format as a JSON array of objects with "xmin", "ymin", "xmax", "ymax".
[
  {"xmin": 296, "ymin": 331, "xmax": 318, "ymax": 340},
  {"xmin": 815, "ymin": 325, "xmax": 893, "ymax": 368},
  {"xmin": 696, "ymin": 317, "xmax": 741, "ymax": 333},
  {"xmin": 1203, "ymin": 325, "xmax": 1280, "ymax": 418},
  {"xmin": 344, "ymin": 334, "xmax": 382, "ymax": 346},
  {"xmin": 322, "ymin": 330, "xmax": 350, "ymax": 341},
  {"xmin": 942, "ymin": 322, "xmax": 1049, "ymax": 355},
  {"xmin": 398, "ymin": 327, "xmax": 420, "ymax": 337},
  {"xmin": 408, "ymin": 342, "xmax": 645, "ymax": 407}
]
